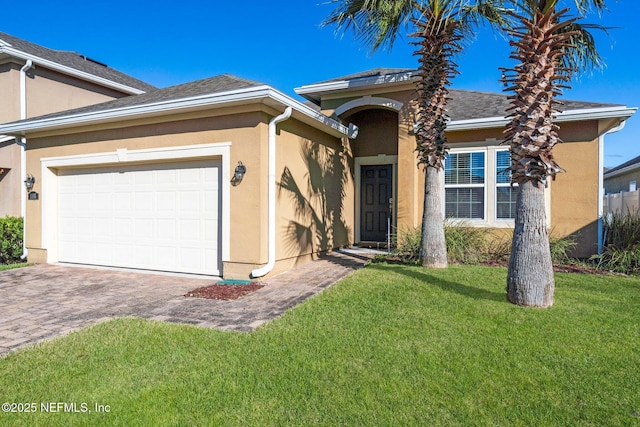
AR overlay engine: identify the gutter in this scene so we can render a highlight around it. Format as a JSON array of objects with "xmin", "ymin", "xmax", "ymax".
[
  {"xmin": 447, "ymin": 106, "xmax": 637, "ymax": 131},
  {"xmin": 18, "ymin": 60, "xmax": 33, "ymax": 259},
  {"xmin": 0, "ymin": 86, "xmax": 356, "ymax": 139},
  {"xmin": 251, "ymin": 106, "xmax": 293, "ymax": 278},
  {"xmin": 598, "ymin": 119, "xmax": 628, "ymax": 253}
]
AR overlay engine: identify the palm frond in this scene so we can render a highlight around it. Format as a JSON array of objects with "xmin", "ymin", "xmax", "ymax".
[
  {"xmin": 559, "ymin": 21, "xmax": 608, "ymax": 73},
  {"xmin": 573, "ymin": 0, "xmax": 608, "ymax": 15},
  {"xmin": 321, "ymin": 0, "xmax": 416, "ymax": 51},
  {"xmin": 462, "ymin": 0, "xmax": 512, "ymax": 31}
]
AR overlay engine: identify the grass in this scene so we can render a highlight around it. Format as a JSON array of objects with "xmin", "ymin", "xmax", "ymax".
[
  {"xmin": 0, "ymin": 263, "xmax": 28, "ymax": 272},
  {"xmin": 0, "ymin": 264, "xmax": 639, "ymax": 426}
]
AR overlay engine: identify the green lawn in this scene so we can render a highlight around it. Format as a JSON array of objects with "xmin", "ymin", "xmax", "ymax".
[
  {"xmin": 0, "ymin": 263, "xmax": 28, "ymax": 272},
  {"xmin": 1, "ymin": 264, "xmax": 638, "ymax": 426}
]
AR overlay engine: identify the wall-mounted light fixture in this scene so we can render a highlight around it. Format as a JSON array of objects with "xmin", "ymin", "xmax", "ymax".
[
  {"xmin": 24, "ymin": 174, "xmax": 35, "ymax": 191},
  {"xmin": 231, "ymin": 161, "xmax": 246, "ymax": 186}
]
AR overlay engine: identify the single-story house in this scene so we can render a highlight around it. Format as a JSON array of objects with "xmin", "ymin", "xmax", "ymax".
[
  {"xmin": 0, "ymin": 68, "xmax": 635, "ymax": 278},
  {"xmin": 0, "ymin": 31, "xmax": 155, "ymax": 218},
  {"xmin": 603, "ymin": 155, "xmax": 640, "ymax": 215},
  {"xmin": 604, "ymin": 154, "xmax": 640, "ymax": 194}
]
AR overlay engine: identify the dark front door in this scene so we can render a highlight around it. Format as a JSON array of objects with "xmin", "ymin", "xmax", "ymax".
[{"xmin": 360, "ymin": 164, "xmax": 393, "ymax": 242}]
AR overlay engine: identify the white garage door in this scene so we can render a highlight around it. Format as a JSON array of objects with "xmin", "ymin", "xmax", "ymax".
[{"xmin": 57, "ymin": 159, "xmax": 221, "ymax": 275}]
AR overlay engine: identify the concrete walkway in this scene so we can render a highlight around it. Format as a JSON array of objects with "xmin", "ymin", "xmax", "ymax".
[{"xmin": 0, "ymin": 249, "xmax": 379, "ymax": 356}]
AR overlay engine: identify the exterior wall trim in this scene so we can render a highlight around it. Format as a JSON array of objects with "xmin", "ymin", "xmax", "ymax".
[
  {"xmin": 447, "ymin": 107, "xmax": 636, "ymax": 131},
  {"xmin": 334, "ymin": 96, "xmax": 404, "ymax": 117},
  {"xmin": 39, "ymin": 142, "xmax": 232, "ymax": 269},
  {"xmin": 0, "ymin": 87, "xmax": 357, "ymax": 139}
]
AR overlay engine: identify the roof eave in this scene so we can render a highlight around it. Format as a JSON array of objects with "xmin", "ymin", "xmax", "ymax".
[
  {"xmin": 0, "ymin": 46, "xmax": 147, "ymax": 95},
  {"xmin": 447, "ymin": 106, "xmax": 637, "ymax": 132},
  {"xmin": 294, "ymin": 70, "xmax": 417, "ymax": 102},
  {"xmin": 0, "ymin": 86, "xmax": 356, "ymax": 139},
  {"xmin": 604, "ymin": 162, "xmax": 640, "ymax": 179}
]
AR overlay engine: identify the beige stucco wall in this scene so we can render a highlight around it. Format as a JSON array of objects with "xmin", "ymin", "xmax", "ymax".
[
  {"xmin": 0, "ymin": 64, "xmax": 23, "ymax": 218},
  {"xmin": 0, "ymin": 63, "xmax": 21, "ymax": 122},
  {"xmin": 335, "ymin": 84, "xmax": 604, "ymax": 257},
  {"xmin": 0, "ymin": 62, "xmax": 132, "ymax": 217},
  {"xmin": 26, "ymin": 67, "xmax": 126, "ymax": 117},
  {"xmin": 550, "ymin": 121, "xmax": 600, "ymax": 257},
  {"xmin": 24, "ymin": 106, "xmax": 353, "ymax": 278}
]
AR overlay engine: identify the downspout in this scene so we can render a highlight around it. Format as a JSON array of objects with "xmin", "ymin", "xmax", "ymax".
[
  {"xmin": 251, "ymin": 106, "xmax": 292, "ymax": 278},
  {"xmin": 598, "ymin": 119, "xmax": 627, "ymax": 253},
  {"xmin": 18, "ymin": 60, "xmax": 33, "ymax": 259}
]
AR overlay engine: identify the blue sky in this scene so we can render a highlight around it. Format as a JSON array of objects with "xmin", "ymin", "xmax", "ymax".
[{"xmin": 2, "ymin": 0, "xmax": 638, "ymax": 167}]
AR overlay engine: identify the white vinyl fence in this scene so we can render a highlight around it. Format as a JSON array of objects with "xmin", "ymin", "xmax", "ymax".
[{"xmin": 604, "ymin": 190, "xmax": 640, "ymax": 215}]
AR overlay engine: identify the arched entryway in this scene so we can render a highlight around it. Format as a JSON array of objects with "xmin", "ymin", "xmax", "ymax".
[{"xmin": 341, "ymin": 106, "xmax": 400, "ymax": 245}]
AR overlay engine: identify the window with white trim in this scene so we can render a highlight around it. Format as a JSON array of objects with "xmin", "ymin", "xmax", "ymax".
[
  {"xmin": 496, "ymin": 150, "xmax": 519, "ymax": 220},
  {"xmin": 445, "ymin": 152, "xmax": 485, "ymax": 219}
]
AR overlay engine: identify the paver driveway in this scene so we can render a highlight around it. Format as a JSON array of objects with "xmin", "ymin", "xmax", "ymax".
[{"xmin": 0, "ymin": 250, "xmax": 374, "ymax": 356}]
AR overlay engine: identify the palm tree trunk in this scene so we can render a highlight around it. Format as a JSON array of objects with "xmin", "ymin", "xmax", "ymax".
[
  {"xmin": 507, "ymin": 180, "xmax": 554, "ymax": 307},
  {"xmin": 421, "ymin": 165, "xmax": 447, "ymax": 268}
]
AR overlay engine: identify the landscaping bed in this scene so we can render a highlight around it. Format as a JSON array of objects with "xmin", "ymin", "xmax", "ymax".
[{"xmin": 184, "ymin": 282, "xmax": 264, "ymax": 300}]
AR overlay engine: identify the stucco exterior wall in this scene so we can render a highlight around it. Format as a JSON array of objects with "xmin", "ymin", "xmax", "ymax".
[
  {"xmin": 0, "ymin": 62, "xmax": 132, "ymax": 217},
  {"xmin": 0, "ymin": 64, "xmax": 24, "ymax": 218},
  {"xmin": 24, "ymin": 107, "xmax": 352, "ymax": 278},
  {"xmin": 26, "ymin": 67, "xmax": 127, "ymax": 117},
  {"xmin": 335, "ymin": 91, "xmax": 602, "ymax": 257},
  {"xmin": 550, "ymin": 125, "xmax": 600, "ymax": 257},
  {"xmin": 0, "ymin": 63, "xmax": 20, "ymax": 122}
]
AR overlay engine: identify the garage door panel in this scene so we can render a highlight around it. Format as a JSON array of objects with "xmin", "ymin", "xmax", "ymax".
[{"xmin": 58, "ymin": 160, "xmax": 221, "ymax": 275}]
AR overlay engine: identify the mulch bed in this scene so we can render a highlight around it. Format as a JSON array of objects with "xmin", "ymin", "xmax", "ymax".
[
  {"xmin": 374, "ymin": 255, "xmax": 609, "ymax": 275},
  {"xmin": 184, "ymin": 283, "xmax": 264, "ymax": 301},
  {"xmin": 480, "ymin": 260, "xmax": 607, "ymax": 275}
]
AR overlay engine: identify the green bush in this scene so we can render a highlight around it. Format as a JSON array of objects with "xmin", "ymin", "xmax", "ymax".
[
  {"xmin": 389, "ymin": 222, "xmax": 491, "ymax": 265},
  {"xmin": 549, "ymin": 232, "xmax": 577, "ymax": 265},
  {"xmin": 444, "ymin": 221, "xmax": 487, "ymax": 264},
  {"xmin": 603, "ymin": 210, "xmax": 640, "ymax": 249},
  {"xmin": 385, "ymin": 223, "xmax": 577, "ymax": 267},
  {"xmin": 593, "ymin": 210, "xmax": 640, "ymax": 274},
  {"xmin": 391, "ymin": 226, "xmax": 422, "ymax": 264},
  {"xmin": 0, "ymin": 216, "xmax": 24, "ymax": 264}
]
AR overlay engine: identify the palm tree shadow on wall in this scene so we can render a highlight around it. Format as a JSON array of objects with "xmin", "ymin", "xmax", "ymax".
[{"xmin": 277, "ymin": 139, "xmax": 352, "ymax": 257}]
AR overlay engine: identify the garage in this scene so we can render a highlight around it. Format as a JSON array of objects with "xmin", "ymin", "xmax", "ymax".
[{"xmin": 56, "ymin": 159, "xmax": 221, "ymax": 276}]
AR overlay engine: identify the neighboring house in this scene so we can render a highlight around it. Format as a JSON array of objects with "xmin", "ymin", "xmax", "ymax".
[
  {"xmin": 0, "ymin": 32, "xmax": 155, "ymax": 217},
  {"xmin": 0, "ymin": 68, "xmax": 635, "ymax": 278},
  {"xmin": 603, "ymin": 155, "xmax": 640, "ymax": 194},
  {"xmin": 603, "ymin": 155, "xmax": 640, "ymax": 215}
]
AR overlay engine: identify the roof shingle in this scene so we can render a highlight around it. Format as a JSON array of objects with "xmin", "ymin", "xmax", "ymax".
[
  {"xmin": 0, "ymin": 32, "xmax": 156, "ymax": 92},
  {"xmin": 3, "ymin": 74, "xmax": 264, "ymax": 123},
  {"xmin": 302, "ymin": 69, "xmax": 622, "ymax": 121}
]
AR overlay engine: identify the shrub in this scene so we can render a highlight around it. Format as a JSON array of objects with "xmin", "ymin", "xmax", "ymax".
[
  {"xmin": 603, "ymin": 210, "xmax": 640, "ymax": 249},
  {"xmin": 484, "ymin": 233, "xmax": 512, "ymax": 263},
  {"xmin": 0, "ymin": 216, "xmax": 24, "ymax": 264},
  {"xmin": 593, "ymin": 210, "xmax": 640, "ymax": 274},
  {"xmin": 594, "ymin": 246, "xmax": 640, "ymax": 275},
  {"xmin": 549, "ymin": 233, "xmax": 577, "ymax": 265},
  {"xmin": 444, "ymin": 221, "xmax": 487, "ymax": 264},
  {"xmin": 388, "ymin": 222, "xmax": 490, "ymax": 265},
  {"xmin": 391, "ymin": 226, "xmax": 421, "ymax": 264},
  {"xmin": 384, "ymin": 223, "xmax": 577, "ymax": 267}
]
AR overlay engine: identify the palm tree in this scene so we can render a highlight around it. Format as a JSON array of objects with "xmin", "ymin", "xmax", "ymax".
[
  {"xmin": 323, "ymin": 0, "xmax": 507, "ymax": 268},
  {"xmin": 500, "ymin": 0, "xmax": 607, "ymax": 307}
]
